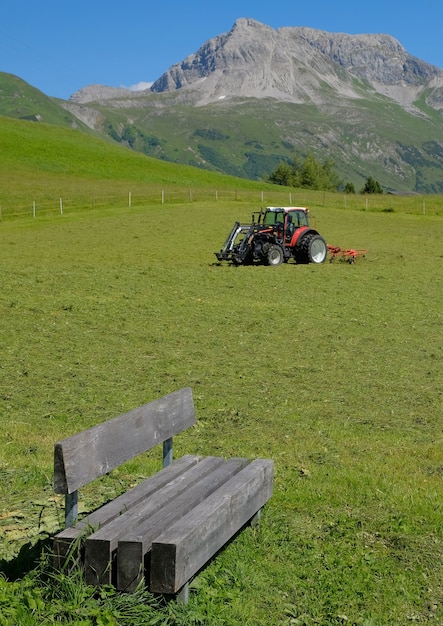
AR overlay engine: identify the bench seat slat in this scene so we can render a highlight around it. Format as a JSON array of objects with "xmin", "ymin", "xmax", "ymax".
[{"xmin": 149, "ymin": 459, "xmax": 274, "ymax": 594}]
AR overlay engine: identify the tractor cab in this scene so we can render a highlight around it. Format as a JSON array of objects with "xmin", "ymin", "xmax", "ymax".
[{"xmin": 260, "ymin": 207, "xmax": 310, "ymax": 244}]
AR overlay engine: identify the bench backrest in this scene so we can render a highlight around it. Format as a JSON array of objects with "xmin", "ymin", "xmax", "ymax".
[{"xmin": 54, "ymin": 387, "xmax": 195, "ymax": 495}]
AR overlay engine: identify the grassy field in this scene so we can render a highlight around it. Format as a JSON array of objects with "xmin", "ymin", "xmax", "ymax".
[{"xmin": 0, "ymin": 194, "xmax": 441, "ymax": 625}]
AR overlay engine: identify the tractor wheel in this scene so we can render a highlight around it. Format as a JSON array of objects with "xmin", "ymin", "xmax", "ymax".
[
  {"xmin": 296, "ymin": 234, "xmax": 327, "ymax": 264},
  {"xmin": 266, "ymin": 244, "xmax": 284, "ymax": 266}
]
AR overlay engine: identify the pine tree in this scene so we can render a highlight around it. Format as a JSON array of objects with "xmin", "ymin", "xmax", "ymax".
[
  {"xmin": 361, "ymin": 176, "xmax": 383, "ymax": 194},
  {"xmin": 268, "ymin": 162, "xmax": 294, "ymax": 186},
  {"xmin": 268, "ymin": 153, "xmax": 342, "ymax": 191}
]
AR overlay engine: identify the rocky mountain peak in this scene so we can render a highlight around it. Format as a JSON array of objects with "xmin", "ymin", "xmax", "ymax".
[{"xmin": 150, "ymin": 18, "xmax": 443, "ymax": 108}]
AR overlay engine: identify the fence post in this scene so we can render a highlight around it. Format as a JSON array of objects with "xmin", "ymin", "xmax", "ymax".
[
  {"xmin": 129, "ymin": 191, "xmax": 132, "ymax": 207},
  {"xmin": 60, "ymin": 198, "xmax": 63, "ymax": 215},
  {"xmin": 33, "ymin": 201, "xmax": 36, "ymax": 218}
]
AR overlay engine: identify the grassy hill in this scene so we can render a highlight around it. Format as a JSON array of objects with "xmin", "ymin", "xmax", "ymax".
[
  {"xmin": 0, "ymin": 73, "xmax": 92, "ymax": 130},
  {"xmin": 0, "ymin": 112, "xmax": 262, "ymax": 186},
  {"xmin": 0, "ymin": 113, "xmax": 284, "ymax": 216}
]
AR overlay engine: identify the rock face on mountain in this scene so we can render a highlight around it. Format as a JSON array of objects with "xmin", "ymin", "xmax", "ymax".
[
  {"xmin": 150, "ymin": 18, "xmax": 443, "ymax": 110},
  {"xmin": 294, "ymin": 26, "xmax": 439, "ymax": 85},
  {"xmin": 70, "ymin": 84, "xmax": 134, "ymax": 104}
]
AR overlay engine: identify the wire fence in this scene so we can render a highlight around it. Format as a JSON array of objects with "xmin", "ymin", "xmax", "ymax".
[{"xmin": 0, "ymin": 187, "xmax": 438, "ymax": 221}]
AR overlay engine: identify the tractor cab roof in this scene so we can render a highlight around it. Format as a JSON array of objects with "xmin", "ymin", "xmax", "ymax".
[{"xmin": 265, "ymin": 206, "xmax": 309, "ymax": 214}]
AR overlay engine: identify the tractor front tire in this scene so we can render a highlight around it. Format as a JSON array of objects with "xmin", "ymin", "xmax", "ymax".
[
  {"xmin": 296, "ymin": 234, "xmax": 327, "ymax": 264},
  {"xmin": 266, "ymin": 244, "xmax": 284, "ymax": 266}
]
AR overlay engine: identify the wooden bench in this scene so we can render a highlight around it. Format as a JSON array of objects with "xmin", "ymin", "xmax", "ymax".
[{"xmin": 53, "ymin": 387, "xmax": 273, "ymax": 601}]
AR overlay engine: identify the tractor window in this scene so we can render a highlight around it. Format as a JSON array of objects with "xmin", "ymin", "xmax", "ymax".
[
  {"xmin": 300, "ymin": 212, "xmax": 309, "ymax": 226},
  {"xmin": 289, "ymin": 211, "xmax": 309, "ymax": 227},
  {"xmin": 285, "ymin": 214, "xmax": 295, "ymax": 241},
  {"xmin": 263, "ymin": 211, "xmax": 284, "ymax": 226}
]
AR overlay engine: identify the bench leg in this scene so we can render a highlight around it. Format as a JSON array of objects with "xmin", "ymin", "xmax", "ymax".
[
  {"xmin": 163, "ymin": 438, "xmax": 173, "ymax": 468},
  {"xmin": 65, "ymin": 491, "xmax": 78, "ymax": 528},
  {"xmin": 176, "ymin": 582, "xmax": 189, "ymax": 604},
  {"xmin": 159, "ymin": 581, "xmax": 190, "ymax": 605},
  {"xmin": 250, "ymin": 507, "xmax": 262, "ymax": 528}
]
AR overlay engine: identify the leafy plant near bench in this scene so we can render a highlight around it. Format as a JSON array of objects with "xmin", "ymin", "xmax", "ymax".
[{"xmin": 0, "ymin": 559, "xmax": 195, "ymax": 625}]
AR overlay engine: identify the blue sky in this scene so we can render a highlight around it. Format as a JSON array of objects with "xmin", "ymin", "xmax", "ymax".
[{"xmin": 2, "ymin": 0, "xmax": 442, "ymax": 99}]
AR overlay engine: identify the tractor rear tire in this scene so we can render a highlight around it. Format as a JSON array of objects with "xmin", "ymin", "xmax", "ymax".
[
  {"xmin": 266, "ymin": 244, "xmax": 284, "ymax": 266},
  {"xmin": 296, "ymin": 234, "xmax": 327, "ymax": 264}
]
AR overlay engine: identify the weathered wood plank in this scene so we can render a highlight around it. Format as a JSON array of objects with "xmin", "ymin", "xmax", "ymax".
[
  {"xmin": 116, "ymin": 457, "xmax": 250, "ymax": 592},
  {"xmin": 84, "ymin": 456, "xmax": 229, "ymax": 586},
  {"xmin": 54, "ymin": 387, "xmax": 195, "ymax": 494},
  {"xmin": 53, "ymin": 455, "xmax": 202, "ymax": 571},
  {"xmin": 149, "ymin": 459, "xmax": 274, "ymax": 594}
]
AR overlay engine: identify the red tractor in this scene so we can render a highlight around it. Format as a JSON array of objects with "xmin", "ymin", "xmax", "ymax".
[{"xmin": 215, "ymin": 207, "xmax": 327, "ymax": 266}]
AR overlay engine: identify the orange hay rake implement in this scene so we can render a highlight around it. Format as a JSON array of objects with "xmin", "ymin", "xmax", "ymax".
[{"xmin": 327, "ymin": 245, "xmax": 368, "ymax": 264}]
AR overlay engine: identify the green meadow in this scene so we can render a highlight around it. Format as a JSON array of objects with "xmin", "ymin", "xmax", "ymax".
[{"xmin": 0, "ymin": 116, "xmax": 442, "ymax": 625}]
